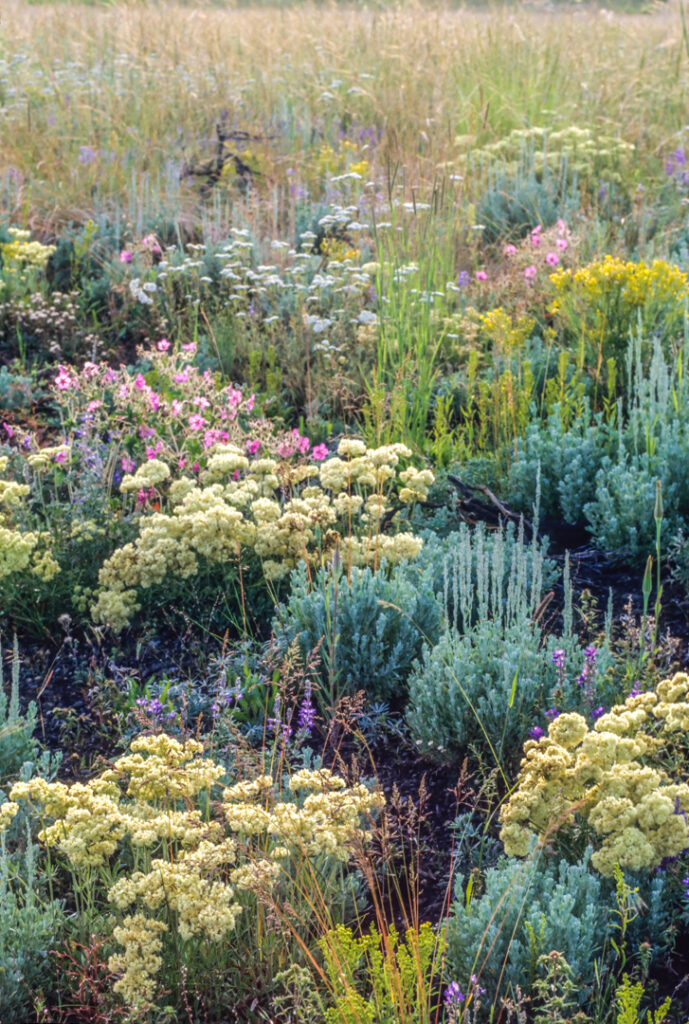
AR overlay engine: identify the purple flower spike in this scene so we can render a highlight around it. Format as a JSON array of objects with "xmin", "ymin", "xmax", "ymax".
[{"xmin": 444, "ymin": 981, "xmax": 465, "ymax": 1006}]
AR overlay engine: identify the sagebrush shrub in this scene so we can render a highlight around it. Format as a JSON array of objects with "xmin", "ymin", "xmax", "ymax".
[{"xmin": 274, "ymin": 563, "xmax": 442, "ymax": 704}]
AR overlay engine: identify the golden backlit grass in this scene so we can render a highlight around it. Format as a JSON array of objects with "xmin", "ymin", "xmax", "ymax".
[{"xmin": 1, "ymin": 0, "xmax": 688, "ymax": 228}]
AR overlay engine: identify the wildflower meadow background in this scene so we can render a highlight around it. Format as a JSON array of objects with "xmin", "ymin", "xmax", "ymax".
[{"xmin": 3, "ymin": 0, "xmax": 689, "ymax": 1020}]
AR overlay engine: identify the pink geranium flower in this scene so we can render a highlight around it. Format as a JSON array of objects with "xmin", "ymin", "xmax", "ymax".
[
  {"xmin": 119, "ymin": 250, "xmax": 133, "ymax": 264},
  {"xmin": 312, "ymin": 443, "xmax": 329, "ymax": 461},
  {"xmin": 545, "ymin": 252, "xmax": 560, "ymax": 266},
  {"xmin": 524, "ymin": 265, "xmax": 538, "ymax": 281},
  {"xmin": 157, "ymin": 338, "xmax": 170, "ymax": 352},
  {"xmin": 54, "ymin": 365, "xmax": 77, "ymax": 390},
  {"xmin": 188, "ymin": 414, "xmax": 207, "ymax": 430},
  {"xmin": 475, "ymin": 270, "xmax": 488, "ymax": 281}
]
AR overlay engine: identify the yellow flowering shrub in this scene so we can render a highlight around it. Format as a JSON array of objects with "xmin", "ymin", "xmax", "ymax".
[
  {"xmin": 1, "ymin": 227, "xmax": 56, "ymax": 273},
  {"xmin": 92, "ymin": 439, "xmax": 432, "ymax": 631},
  {"xmin": 548, "ymin": 256, "xmax": 688, "ymax": 376},
  {"xmin": 6, "ymin": 733, "xmax": 383, "ymax": 1015},
  {"xmin": 500, "ymin": 673, "xmax": 689, "ymax": 875},
  {"xmin": 0, "ymin": 456, "xmax": 60, "ymax": 582}
]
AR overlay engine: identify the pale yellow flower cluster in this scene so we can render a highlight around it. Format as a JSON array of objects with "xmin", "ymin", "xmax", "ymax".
[
  {"xmin": 120, "ymin": 458, "xmax": 171, "ymax": 493},
  {"xmin": 26, "ymin": 445, "xmax": 70, "ymax": 472},
  {"xmin": 223, "ymin": 765, "xmax": 383, "ymax": 861},
  {"xmin": 1, "ymin": 227, "xmax": 56, "ymax": 275},
  {"xmin": 0, "ymin": 462, "xmax": 61, "ymax": 581},
  {"xmin": 93, "ymin": 440, "xmax": 432, "ymax": 631},
  {"xmin": 109, "ymin": 914, "xmax": 167, "ymax": 1012},
  {"xmin": 500, "ymin": 673, "xmax": 689, "ymax": 875},
  {"xmin": 8, "ymin": 732, "xmax": 384, "ymax": 1014}
]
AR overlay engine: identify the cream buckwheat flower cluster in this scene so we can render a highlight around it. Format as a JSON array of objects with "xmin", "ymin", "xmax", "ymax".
[
  {"xmin": 6, "ymin": 732, "xmax": 383, "ymax": 1014},
  {"xmin": 0, "ymin": 456, "xmax": 61, "ymax": 582},
  {"xmin": 92, "ymin": 439, "xmax": 432, "ymax": 631},
  {"xmin": 499, "ymin": 673, "xmax": 689, "ymax": 875}
]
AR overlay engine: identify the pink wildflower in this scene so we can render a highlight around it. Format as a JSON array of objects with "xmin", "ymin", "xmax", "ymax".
[
  {"xmin": 3, "ymin": 423, "xmax": 14, "ymax": 438},
  {"xmin": 292, "ymin": 429, "xmax": 310, "ymax": 454},
  {"xmin": 148, "ymin": 391, "xmax": 161, "ymax": 412},
  {"xmin": 182, "ymin": 342, "xmax": 196, "ymax": 353},
  {"xmin": 246, "ymin": 393, "xmax": 255, "ymax": 412},
  {"xmin": 188, "ymin": 414, "xmax": 207, "ymax": 430},
  {"xmin": 556, "ymin": 238, "xmax": 568, "ymax": 251},
  {"xmin": 192, "ymin": 396, "xmax": 210, "ymax": 409},
  {"xmin": 524, "ymin": 265, "xmax": 538, "ymax": 281},
  {"xmin": 146, "ymin": 442, "xmax": 163, "ymax": 460},
  {"xmin": 157, "ymin": 338, "xmax": 170, "ymax": 352},
  {"xmin": 54, "ymin": 365, "xmax": 76, "ymax": 391},
  {"xmin": 475, "ymin": 270, "xmax": 488, "ymax": 281},
  {"xmin": 134, "ymin": 374, "xmax": 146, "ymax": 390},
  {"xmin": 557, "ymin": 218, "xmax": 567, "ymax": 235},
  {"xmin": 246, "ymin": 439, "xmax": 261, "ymax": 456},
  {"xmin": 87, "ymin": 400, "xmax": 103, "ymax": 413},
  {"xmin": 121, "ymin": 455, "xmax": 136, "ymax": 473},
  {"xmin": 277, "ymin": 442, "xmax": 295, "ymax": 458},
  {"xmin": 82, "ymin": 361, "xmax": 99, "ymax": 377},
  {"xmin": 119, "ymin": 250, "xmax": 133, "ymax": 264},
  {"xmin": 174, "ymin": 371, "xmax": 190, "ymax": 384},
  {"xmin": 503, "ymin": 244, "xmax": 517, "ymax": 256},
  {"xmin": 545, "ymin": 252, "xmax": 560, "ymax": 267},
  {"xmin": 55, "ymin": 451, "xmax": 67, "ymax": 464},
  {"xmin": 312, "ymin": 443, "xmax": 329, "ymax": 461},
  {"xmin": 171, "ymin": 400, "xmax": 184, "ymax": 417}
]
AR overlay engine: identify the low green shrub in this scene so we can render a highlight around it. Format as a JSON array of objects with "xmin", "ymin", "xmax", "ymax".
[{"xmin": 274, "ymin": 563, "xmax": 442, "ymax": 705}]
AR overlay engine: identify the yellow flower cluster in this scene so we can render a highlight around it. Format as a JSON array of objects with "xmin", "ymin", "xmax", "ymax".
[
  {"xmin": 109, "ymin": 914, "xmax": 167, "ymax": 1012},
  {"xmin": 549, "ymin": 256, "xmax": 688, "ymax": 315},
  {"xmin": 93, "ymin": 440, "xmax": 432, "ymax": 631},
  {"xmin": 461, "ymin": 125, "xmax": 633, "ymax": 184},
  {"xmin": 120, "ymin": 458, "xmax": 171, "ymax": 492},
  {"xmin": 500, "ymin": 673, "xmax": 689, "ymax": 875},
  {"xmin": 7, "ymin": 732, "xmax": 383, "ymax": 1013},
  {"xmin": 0, "ymin": 459, "xmax": 61, "ymax": 582},
  {"xmin": 1, "ymin": 227, "xmax": 56, "ymax": 275}
]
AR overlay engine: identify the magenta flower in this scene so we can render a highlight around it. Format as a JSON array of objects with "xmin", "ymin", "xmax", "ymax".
[
  {"xmin": 312, "ymin": 443, "xmax": 329, "ymax": 461},
  {"xmin": 2, "ymin": 423, "xmax": 14, "ymax": 438},
  {"xmin": 277, "ymin": 441, "xmax": 294, "ymax": 458},
  {"xmin": 556, "ymin": 237, "xmax": 568, "ymax": 251},
  {"xmin": 524, "ymin": 265, "xmax": 538, "ymax": 281},
  {"xmin": 174, "ymin": 371, "xmax": 190, "ymax": 384},
  {"xmin": 475, "ymin": 269, "xmax": 488, "ymax": 281},
  {"xmin": 54, "ymin": 365, "xmax": 77, "ymax": 390},
  {"xmin": 503, "ymin": 244, "xmax": 517, "ymax": 256},
  {"xmin": 246, "ymin": 393, "xmax": 255, "ymax": 412},
  {"xmin": 54, "ymin": 451, "xmax": 67, "ymax": 464},
  {"xmin": 119, "ymin": 250, "xmax": 133, "ymax": 264},
  {"xmin": 86, "ymin": 400, "xmax": 103, "ymax": 413},
  {"xmin": 192, "ymin": 396, "xmax": 211, "ymax": 409},
  {"xmin": 188, "ymin": 414, "xmax": 207, "ymax": 430},
  {"xmin": 545, "ymin": 252, "xmax": 560, "ymax": 266},
  {"xmin": 171, "ymin": 400, "xmax": 184, "ymax": 417},
  {"xmin": 181, "ymin": 342, "xmax": 196, "ymax": 353},
  {"xmin": 134, "ymin": 374, "xmax": 146, "ymax": 390},
  {"xmin": 246, "ymin": 439, "xmax": 261, "ymax": 455},
  {"xmin": 121, "ymin": 455, "xmax": 136, "ymax": 473},
  {"xmin": 157, "ymin": 338, "xmax": 170, "ymax": 352},
  {"xmin": 148, "ymin": 391, "xmax": 161, "ymax": 411}
]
